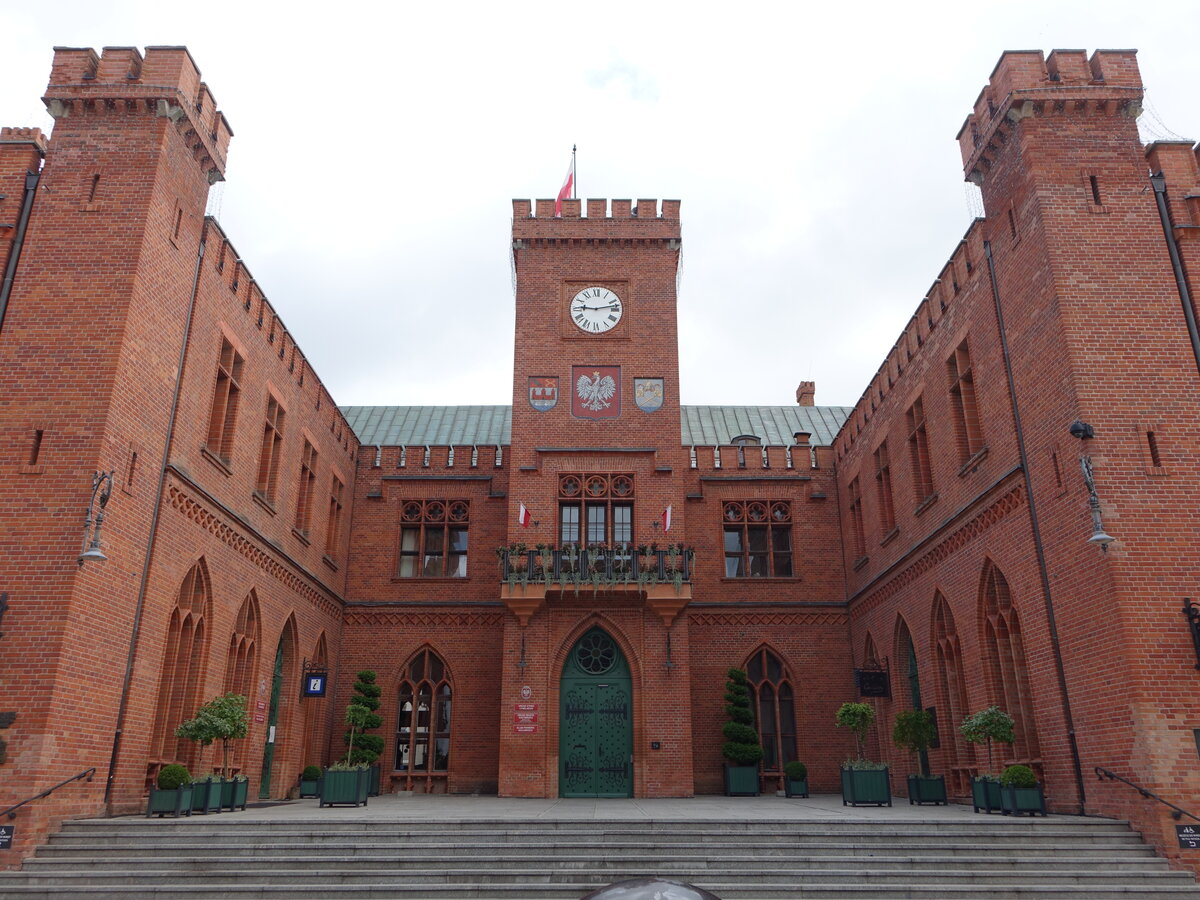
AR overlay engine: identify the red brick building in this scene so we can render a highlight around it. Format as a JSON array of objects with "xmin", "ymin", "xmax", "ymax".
[{"xmin": 1, "ymin": 44, "xmax": 1199, "ymax": 869}]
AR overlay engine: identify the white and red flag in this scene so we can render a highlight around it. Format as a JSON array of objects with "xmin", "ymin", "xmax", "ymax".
[
  {"xmin": 661, "ymin": 505, "xmax": 673, "ymax": 532},
  {"xmin": 554, "ymin": 153, "xmax": 574, "ymax": 217},
  {"xmin": 518, "ymin": 503, "xmax": 531, "ymax": 528}
]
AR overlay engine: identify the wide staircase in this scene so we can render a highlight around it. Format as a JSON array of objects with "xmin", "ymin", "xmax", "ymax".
[{"xmin": 2, "ymin": 815, "xmax": 1200, "ymax": 898}]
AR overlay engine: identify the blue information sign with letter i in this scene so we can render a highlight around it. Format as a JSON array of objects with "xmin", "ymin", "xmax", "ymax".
[{"xmin": 302, "ymin": 672, "xmax": 327, "ymax": 697}]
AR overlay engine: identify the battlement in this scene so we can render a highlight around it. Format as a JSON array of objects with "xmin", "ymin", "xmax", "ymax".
[
  {"xmin": 0, "ymin": 127, "xmax": 47, "ymax": 153},
  {"xmin": 512, "ymin": 198, "xmax": 681, "ymax": 243},
  {"xmin": 958, "ymin": 49, "xmax": 1142, "ymax": 182},
  {"xmin": 43, "ymin": 46, "xmax": 232, "ymax": 183}
]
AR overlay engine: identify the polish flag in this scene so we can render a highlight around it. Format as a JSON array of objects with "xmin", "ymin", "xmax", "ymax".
[
  {"xmin": 554, "ymin": 160, "xmax": 574, "ymax": 217},
  {"xmin": 661, "ymin": 505, "xmax": 673, "ymax": 532},
  {"xmin": 518, "ymin": 503, "xmax": 531, "ymax": 528}
]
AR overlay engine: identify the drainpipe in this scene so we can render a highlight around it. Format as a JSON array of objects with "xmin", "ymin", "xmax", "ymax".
[
  {"xmin": 103, "ymin": 227, "xmax": 207, "ymax": 809},
  {"xmin": 984, "ymin": 239, "xmax": 1087, "ymax": 814},
  {"xmin": 1149, "ymin": 172, "xmax": 1200, "ymax": 377},
  {"xmin": 0, "ymin": 171, "xmax": 41, "ymax": 332}
]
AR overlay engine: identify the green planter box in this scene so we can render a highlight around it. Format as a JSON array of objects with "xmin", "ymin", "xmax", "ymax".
[
  {"xmin": 907, "ymin": 774, "xmax": 948, "ymax": 806},
  {"xmin": 972, "ymin": 776, "xmax": 1003, "ymax": 813},
  {"xmin": 1001, "ymin": 783, "xmax": 1047, "ymax": 816},
  {"xmin": 784, "ymin": 778, "xmax": 809, "ymax": 798},
  {"xmin": 298, "ymin": 777, "xmax": 320, "ymax": 799},
  {"xmin": 320, "ymin": 767, "xmax": 369, "ymax": 807},
  {"xmin": 367, "ymin": 763, "xmax": 381, "ymax": 797},
  {"xmin": 840, "ymin": 766, "xmax": 891, "ymax": 807},
  {"xmin": 221, "ymin": 777, "xmax": 249, "ymax": 811},
  {"xmin": 146, "ymin": 784, "xmax": 193, "ymax": 818},
  {"xmin": 722, "ymin": 764, "xmax": 759, "ymax": 797},
  {"xmin": 190, "ymin": 777, "xmax": 222, "ymax": 814}
]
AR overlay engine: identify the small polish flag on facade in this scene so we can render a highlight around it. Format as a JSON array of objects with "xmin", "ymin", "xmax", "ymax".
[
  {"xmin": 661, "ymin": 505, "xmax": 673, "ymax": 532},
  {"xmin": 518, "ymin": 503, "xmax": 531, "ymax": 528},
  {"xmin": 554, "ymin": 158, "xmax": 574, "ymax": 217}
]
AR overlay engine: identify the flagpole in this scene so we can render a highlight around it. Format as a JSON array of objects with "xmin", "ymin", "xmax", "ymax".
[{"xmin": 572, "ymin": 144, "xmax": 577, "ymax": 200}]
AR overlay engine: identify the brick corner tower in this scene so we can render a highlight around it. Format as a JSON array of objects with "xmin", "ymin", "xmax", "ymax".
[{"xmin": 0, "ymin": 45, "xmax": 232, "ymax": 859}]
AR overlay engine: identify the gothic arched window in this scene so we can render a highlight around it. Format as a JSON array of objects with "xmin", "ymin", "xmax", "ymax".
[
  {"xmin": 147, "ymin": 561, "xmax": 211, "ymax": 789},
  {"xmin": 395, "ymin": 648, "xmax": 452, "ymax": 792},
  {"xmin": 980, "ymin": 561, "xmax": 1041, "ymax": 769},
  {"xmin": 745, "ymin": 647, "xmax": 797, "ymax": 780}
]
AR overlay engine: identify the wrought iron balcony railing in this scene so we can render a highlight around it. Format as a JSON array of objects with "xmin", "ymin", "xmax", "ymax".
[{"xmin": 497, "ymin": 543, "xmax": 694, "ymax": 594}]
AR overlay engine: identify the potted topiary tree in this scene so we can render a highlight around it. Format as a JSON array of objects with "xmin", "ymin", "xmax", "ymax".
[
  {"xmin": 783, "ymin": 761, "xmax": 808, "ymax": 799},
  {"xmin": 298, "ymin": 765, "xmax": 322, "ymax": 799},
  {"xmin": 893, "ymin": 708, "xmax": 946, "ymax": 805},
  {"xmin": 836, "ymin": 701, "xmax": 891, "ymax": 806},
  {"xmin": 174, "ymin": 693, "xmax": 249, "ymax": 813},
  {"xmin": 321, "ymin": 702, "xmax": 371, "ymax": 807},
  {"xmin": 721, "ymin": 668, "xmax": 763, "ymax": 796},
  {"xmin": 999, "ymin": 763, "xmax": 1046, "ymax": 816},
  {"xmin": 146, "ymin": 763, "xmax": 193, "ymax": 818},
  {"xmin": 960, "ymin": 705, "xmax": 1015, "ymax": 814},
  {"xmin": 344, "ymin": 670, "xmax": 384, "ymax": 796}
]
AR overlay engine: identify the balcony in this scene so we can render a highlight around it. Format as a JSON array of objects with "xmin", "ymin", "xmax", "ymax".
[{"xmin": 496, "ymin": 543, "xmax": 695, "ymax": 626}]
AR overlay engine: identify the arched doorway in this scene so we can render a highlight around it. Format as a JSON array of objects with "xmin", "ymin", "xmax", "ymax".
[{"xmin": 559, "ymin": 628, "xmax": 632, "ymax": 798}]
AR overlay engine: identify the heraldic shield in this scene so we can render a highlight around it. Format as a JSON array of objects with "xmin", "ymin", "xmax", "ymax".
[
  {"xmin": 571, "ymin": 366, "xmax": 621, "ymax": 419},
  {"xmin": 529, "ymin": 376, "xmax": 559, "ymax": 412},
  {"xmin": 634, "ymin": 378, "xmax": 664, "ymax": 413}
]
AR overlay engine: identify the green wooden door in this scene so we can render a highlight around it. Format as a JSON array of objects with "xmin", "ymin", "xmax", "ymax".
[
  {"xmin": 559, "ymin": 628, "xmax": 632, "ymax": 798},
  {"xmin": 258, "ymin": 639, "xmax": 284, "ymax": 799}
]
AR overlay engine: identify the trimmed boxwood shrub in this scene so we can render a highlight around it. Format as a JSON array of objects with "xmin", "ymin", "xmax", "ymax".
[
  {"xmin": 157, "ymin": 764, "xmax": 191, "ymax": 791},
  {"xmin": 999, "ymin": 764, "xmax": 1038, "ymax": 788},
  {"xmin": 783, "ymin": 761, "xmax": 807, "ymax": 781},
  {"xmin": 721, "ymin": 668, "xmax": 764, "ymax": 766},
  {"xmin": 301, "ymin": 765, "xmax": 322, "ymax": 781}
]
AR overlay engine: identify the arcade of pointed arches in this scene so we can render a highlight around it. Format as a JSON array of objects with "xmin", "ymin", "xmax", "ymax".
[{"xmin": 856, "ymin": 557, "xmax": 1041, "ymax": 797}]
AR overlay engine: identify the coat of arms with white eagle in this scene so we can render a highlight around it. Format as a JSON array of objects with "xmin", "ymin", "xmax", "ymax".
[{"xmin": 576, "ymin": 371, "xmax": 617, "ymax": 412}]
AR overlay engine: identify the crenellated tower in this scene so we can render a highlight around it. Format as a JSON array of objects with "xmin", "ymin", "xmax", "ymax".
[
  {"xmin": 958, "ymin": 49, "xmax": 1200, "ymax": 850},
  {"xmin": 0, "ymin": 45, "xmax": 232, "ymax": 856}
]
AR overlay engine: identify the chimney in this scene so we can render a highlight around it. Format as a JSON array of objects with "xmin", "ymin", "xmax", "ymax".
[{"xmin": 796, "ymin": 381, "xmax": 815, "ymax": 406}]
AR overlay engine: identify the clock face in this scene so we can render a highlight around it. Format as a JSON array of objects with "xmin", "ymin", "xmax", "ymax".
[{"xmin": 569, "ymin": 286, "xmax": 623, "ymax": 334}]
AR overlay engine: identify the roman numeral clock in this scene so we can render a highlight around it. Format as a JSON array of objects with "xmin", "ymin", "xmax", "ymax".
[{"xmin": 569, "ymin": 286, "xmax": 622, "ymax": 334}]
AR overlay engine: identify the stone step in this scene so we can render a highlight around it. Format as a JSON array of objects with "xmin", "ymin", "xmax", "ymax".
[
  {"xmin": 32, "ymin": 839, "xmax": 1156, "ymax": 860},
  {"xmin": 5, "ymin": 866, "xmax": 1198, "ymax": 887},
  {"xmin": 1, "ymin": 882, "xmax": 1200, "ymax": 899},
  {"xmin": 16, "ymin": 853, "xmax": 1175, "ymax": 872}
]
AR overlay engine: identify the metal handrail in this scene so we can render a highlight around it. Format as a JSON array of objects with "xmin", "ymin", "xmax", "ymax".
[
  {"xmin": 1094, "ymin": 766, "xmax": 1200, "ymax": 823},
  {"xmin": 1, "ymin": 767, "xmax": 96, "ymax": 820}
]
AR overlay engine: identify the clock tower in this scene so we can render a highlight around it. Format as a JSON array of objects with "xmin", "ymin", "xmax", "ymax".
[{"xmin": 499, "ymin": 197, "xmax": 694, "ymax": 798}]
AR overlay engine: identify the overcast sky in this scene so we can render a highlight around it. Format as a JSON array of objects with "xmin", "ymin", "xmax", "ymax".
[{"xmin": 3, "ymin": 2, "xmax": 1197, "ymax": 411}]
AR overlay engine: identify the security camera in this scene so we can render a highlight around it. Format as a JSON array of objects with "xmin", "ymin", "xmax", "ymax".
[{"xmin": 1068, "ymin": 420, "xmax": 1095, "ymax": 440}]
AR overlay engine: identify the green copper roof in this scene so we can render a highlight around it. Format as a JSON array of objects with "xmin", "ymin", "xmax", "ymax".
[{"xmin": 341, "ymin": 404, "xmax": 850, "ymax": 448}]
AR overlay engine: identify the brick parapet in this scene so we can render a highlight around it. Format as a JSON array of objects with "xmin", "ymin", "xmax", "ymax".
[
  {"xmin": 958, "ymin": 50, "xmax": 1143, "ymax": 186},
  {"xmin": 43, "ymin": 46, "xmax": 231, "ymax": 183},
  {"xmin": 512, "ymin": 198, "xmax": 681, "ymax": 243}
]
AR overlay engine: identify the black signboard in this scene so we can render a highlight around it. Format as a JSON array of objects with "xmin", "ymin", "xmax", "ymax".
[
  {"xmin": 1178, "ymin": 824, "xmax": 1200, "ymax": 849},
  {"xmin": 0, "ymin": 825, "xmax": 12, "ymax": 850},
  {"xmin": 855, "ymin": 669, "xmax": 890, "ymax": 698},
  {"xmin": 302, "ymin": 672, "xmax": 328, "ymax": 697}
]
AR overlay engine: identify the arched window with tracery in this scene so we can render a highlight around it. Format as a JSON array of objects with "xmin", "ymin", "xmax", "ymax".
[
  {"xmin": 222, "ymin": 591, "xmax": 259, "ymax": 772},
  {"xmin": 225, "ymin": 592, "xmax": 259, "ymax": 699},
  {"xmin": 395, "ymin": 647, "xmax": 452, "ymax": 793},
  {"xmin": 932, "ymin": 592, "xmax": 972, "ymax": 794},
  {"xmin": 980, "ymin": 560, "xmax": 1041, "ymax": 769},
  {"xmin": 744, "ymin": 647, "xmax": 797, "ymax": 788},
  {"xmin": 147, "ymin": 561, "xmax": 211, "ymax": 789}
]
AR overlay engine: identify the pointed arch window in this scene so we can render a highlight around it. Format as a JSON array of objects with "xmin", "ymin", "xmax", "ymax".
[
  {"xmin": 147, "ymin": 562, "xmax": 211, "ymax": 789},
  {"xmin": 745, "ymin": 647, "xmax": 797, "ymax": 785},
  {"xmin": 980, "ymin": 562, "xmax": 1041, "ymax": 769},
  {"xmin": 223, "ymin": 592, "xmax": 260, "ymax": 772},
  {"xmin": 395, "ymin": 648, "xmax": 452, "ymax": 792},
  {"xmin": 932, "ymin": 592, "xmax": 971, "ymax": 794}
]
